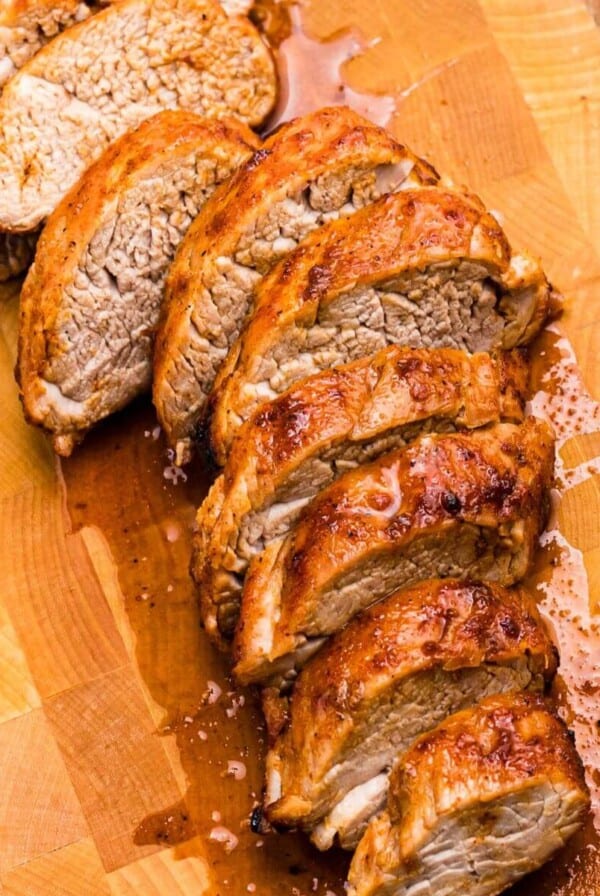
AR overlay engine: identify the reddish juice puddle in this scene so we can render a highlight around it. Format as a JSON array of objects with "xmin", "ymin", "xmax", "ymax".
[{"xmin": 59, "ymin": 2, "xmax": 600, "ymax": 894}]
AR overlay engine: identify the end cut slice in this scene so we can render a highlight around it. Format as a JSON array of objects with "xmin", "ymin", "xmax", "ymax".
[
  {"xmin": 17, "ymin": 111, "xmax": 258, "ymax": 456},
  {"xmin": 194, "ymin": 346, "xmax": 528, "ymax": 651},
  {"xmin": 263, "ymin": 580, "xmax": 558, "ymax": 851},
  {"xmin": 153, "ymin": 105, "xmax": 440, "ymax": 464},
  {"xmin": 347, "ymin": 692, "xmax": 589, "ymax": 896}
]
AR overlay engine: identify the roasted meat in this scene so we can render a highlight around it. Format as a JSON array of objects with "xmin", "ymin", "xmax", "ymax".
[
  {"xmin": 347, "ymin": 693, "xmax": 589, "ymax": 896},
  {"xmin": 263, "ymin": 581, "xmax": 557, "ymax": 850},
  {"xmin": 230, "ymin": 419, "xmax": 554, "ymax": 656},
  {"xmin": 17, "ymin": 111, "xmax": 258, "ymax": 456},
  {"xmin": 209, "ymin": 188, "xmax": 555, "ymax": 463},
  {"xmin": 0, "ymin": 0, "xmax": 90, "ymax": 88},
  {"xmin": 0, "ymin": 0, "xmax": 87, "ymax": 281},
  {"xmin": 0, "ymin": 0, "xmax": 276, "ymax": 232},
  {"xmin": 194, "ymin": 347, "xmax": 528, "ymax": 650},
  {"xmin": 153, "ymin": 105, "xmax": 439, "ymax": 464}
]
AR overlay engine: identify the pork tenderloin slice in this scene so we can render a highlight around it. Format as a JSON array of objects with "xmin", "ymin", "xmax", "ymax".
[
  {"xmin": 0, "ymin": 231, "xmax": 37, "ymax": 282},
  {"xmin": 0, "ymin": 0, "xmax": 248, "ymax": 92},
  {"xmin": 16, "ymin": 111, "xmax": 258, "ymax": 456},
  {"xmin": 194, "ymin": 346, "xmax": 528, "ymax": 651},
  {"xmin": 230, "ymin": 418, "xmax": 554, "ymax": 664},
  {"xmin": 0, "ymin": 0, "xmax": 276, "ymax": 233},
  {"xmin": 153, "ymin": 105, "xmax": 440, "ymax": 464},
  {"xmin": 263, "ymin": 580, "xmax": 558, "ymax": 850},
  {"xmin": 347, "ymin": 693, "xmax": 590, "ymax": 896},
  {"xmin": 0, "ymin": 0, "xmax": 90, "ymax": 88},
  {"xmin": 209, "ymin": 188, "xmax": 557, "ymax": 464}
]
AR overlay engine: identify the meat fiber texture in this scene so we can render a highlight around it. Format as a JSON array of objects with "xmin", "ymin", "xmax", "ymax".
[
  {"xmin": 0, "ymin": 0, "xmax": 90, "ymax": 88},
  {"xmin": 209, "ymin": 187, "xmax": 558, "ymax": 464},
  {"xmin": 0, "ymin": 0, "xmax": 255, "ymax": 283},
  {"xmin": 347, "ymin": 693, "xmax": 590, "ymax": 896},
  {"xmin": 194, "ymin": 346, "xmax": 528, "ymax": 652},
  {"xmin": 153, "ymin": 105, "xmax": 440, "ymax": 465},
  {"xmin": 0, "ymin": 0, "xmax": 276, "ymax": 233},
  {"xmin": 0, "ymin": 231, "xmax": 38, "ymax": 282},
  {"xmin": 230, "ymin": 419, "xmax": 555, "ymax": 663},
  {"xmin": 263, "ymin": 580, "xmax": 558, "ymax": 851},
  {"xmin": 17, "ymin": 111, "xmax": 259, "ymax": 456},
  {"xmin": 0, "ymin": 0, "xmax": 91, "ymax": 280}
]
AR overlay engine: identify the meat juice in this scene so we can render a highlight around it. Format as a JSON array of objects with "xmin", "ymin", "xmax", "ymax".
[{"xmin": 61, "ymin": 2, "xmax": 600, "ymax": 894}]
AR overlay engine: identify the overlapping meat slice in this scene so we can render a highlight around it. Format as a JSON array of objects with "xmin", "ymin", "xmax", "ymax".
[
  {"xmin": 208, "ymin": 188, "xmax": 557, "ymax": 464},
  {"xmin": 194, "ymin": 347, "xmax": 528, "ymax": 649},
  {"xmin": 262, "ymin": 580, "xmax": 557, "ymax": 851},
  {"xmin": 347, "ymin": 693, "xmax": 589, "ymax": 896},
  {"xmin": 153, "ymin": 106, "xmax": 440, "ymax": 464},
  {"xmin": 230, "ymin": 419, "xmax": 554, "ymax": 659},
  {"xmin": 0, "ymin": 0, "xmax": 90, "ymax": 281},
  {"xmin": 17, "ymin": 111, "xmax": 258, "ymax": 455},
  {"xmin": 0, "ymin": 0, "xmax": 276, "ymax": 233},
  {"xmin": 0, "ymin": 0, "xmax": 90, "ymax": 89}
]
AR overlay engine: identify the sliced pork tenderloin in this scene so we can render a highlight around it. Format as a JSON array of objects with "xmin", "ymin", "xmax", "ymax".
[
  {"xmin": 0, "ymin": 0, "xmax": 254, "ymax": 94},
  {"xmin": 194, "ymin": 347, "xmax": 528, "ymax": 651},
  {"xmin": 17, "ymin": 111, "xmax": 258, "ymax": 456},
  {"xmin": 229, "ymin": 418, "xmax": 554, "ymax": 660},
  {"xmin": 153, "ymin": 105, "xmax": 440, "ymax": 464},
  {"xmin": 0, "ymin": 0, "xmax": 276, "ymax": 233},
  {"xmin": 209, "ymin": 188, "xmax": 557, "ymax": 464},
  {"xmin": 0, "ymin": 0, "xmax": 90, "ymax": 88},
  {"xmin": 347, "ymin": 693, "xmax": 589, "ymax": 896},
  {"xmin": 263, "ymin": 580, "xmax": 558, "ymax": 850}
]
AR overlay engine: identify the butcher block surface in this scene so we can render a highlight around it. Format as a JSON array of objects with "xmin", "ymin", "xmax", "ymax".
[{"xmin": 1, "ymin": 1, "xmax": 600, "ymax": 894}]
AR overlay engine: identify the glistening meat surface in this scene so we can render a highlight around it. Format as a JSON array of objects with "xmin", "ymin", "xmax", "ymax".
[
  {"xmin": 194, "ymin": 346, "xmax": 528, "ymax": 653},
  {"xmin": 230, "ymin": 419, "xmax": 554, "ymax": 656}
]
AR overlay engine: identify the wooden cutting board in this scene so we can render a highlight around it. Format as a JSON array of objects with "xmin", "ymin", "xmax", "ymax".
[{"xmin": 1, "ymin": 1, "xmax": 600, "ymax": 894}]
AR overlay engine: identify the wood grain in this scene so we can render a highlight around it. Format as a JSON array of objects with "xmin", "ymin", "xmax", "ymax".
[{"xmin": 0, "ymin": 1, "xmax": 599, "ymax": 893}]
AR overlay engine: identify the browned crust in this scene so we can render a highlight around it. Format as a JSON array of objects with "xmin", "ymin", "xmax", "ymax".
[
  {"xmin": 153, "ymin": 105, "xmax": 440, "ymax": 454},
  {"xmin": 195, "ymin": 346, "xmax": 528, "ymax": 651},
  {"xmin": 208, "ymin": 187, "xmax": 522, "ymax": 462},
  {"xmin": 265, "ymin": 582, "xmax": 558, "ymax": 826},
  {"xmin": 17, "ymin": 111, "xmax": 259, "ymax": 449},
  {"xmin": 389, "ymin": 692, "xmax": 589, "ymax": 823},
  {"xmin": 236, "ymin": 419, "xmax": 554, "ymax": 655},
  {"xmin": 229, "ymin": 347, "xmax": 527, "ymax": 477}
]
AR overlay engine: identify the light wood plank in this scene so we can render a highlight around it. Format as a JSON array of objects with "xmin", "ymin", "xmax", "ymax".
[
  {"xmin": 0, "ymin": 599, "xmax": 40, "ymax": 724},
  {"xmin": 108, "ymin": 839, "xmax": 211, "ymax": 896},
  {"xmin": 44, "ymin": 666, "xmax": 188, "ymax": 873},
  {"xmin": 1, "ymin": 838, "xmax": 110, "ymax": 896},
  {"xmin": 0, "ymin": 709, "xmax": 88, "ymax": 874},
  {"xmin": 480, "ymin": 0, "xmax": 600, "ymax": 258},
  {"xmin": 0, "ymin": 487, "xmax": 128, "ymax": 698}
]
